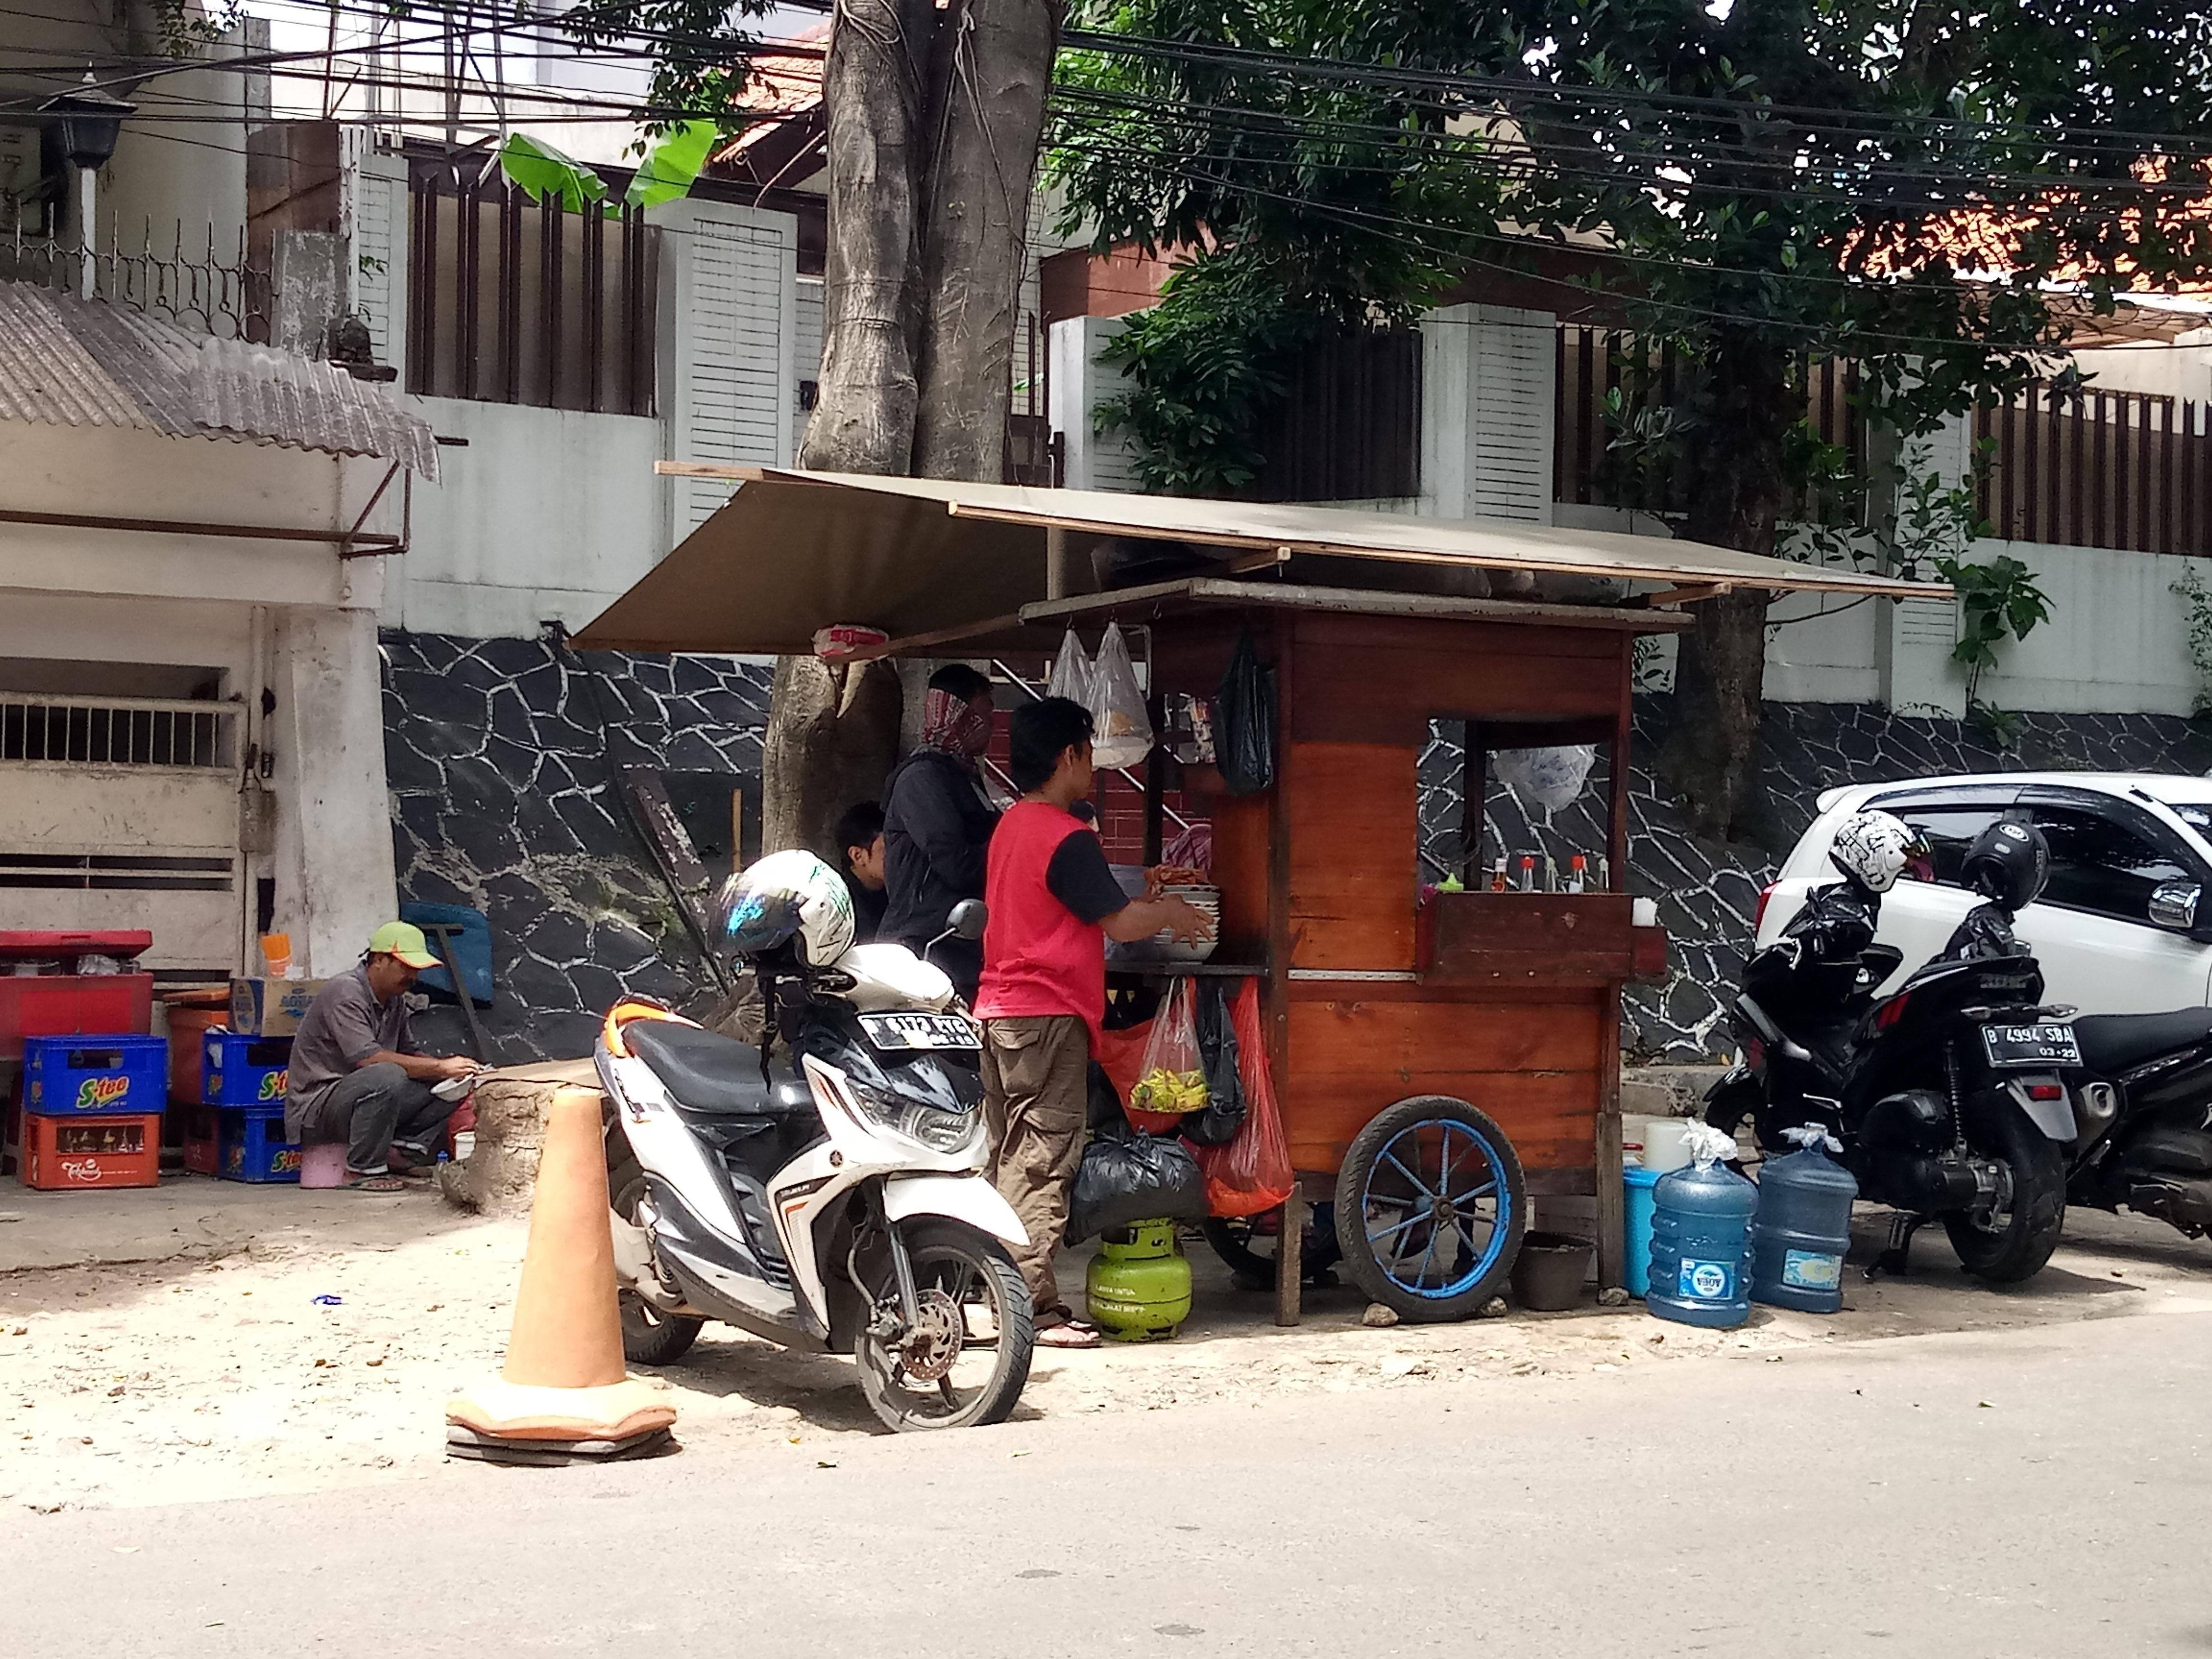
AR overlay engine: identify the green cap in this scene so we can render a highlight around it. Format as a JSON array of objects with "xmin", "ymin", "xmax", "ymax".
[{"xmin": 368, "ymin": 920, "xmax": 439, "ymax": 970}]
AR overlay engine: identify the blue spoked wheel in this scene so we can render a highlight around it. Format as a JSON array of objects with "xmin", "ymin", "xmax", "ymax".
[{"xmin": 1334, "ymin": 1096, "xmax": 1528, "ymax": 1322}]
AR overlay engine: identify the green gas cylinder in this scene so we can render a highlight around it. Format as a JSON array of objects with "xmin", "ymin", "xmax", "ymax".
[{"xmin": 1085, "ymin": 1220, "xmax": 1192, "ymax": 1341}]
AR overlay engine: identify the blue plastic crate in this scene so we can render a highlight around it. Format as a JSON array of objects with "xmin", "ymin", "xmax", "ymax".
[
  {"xmin": 24, "ymin": 1033, "xmax": 168, "ymax": 1118},
  {"xmin": 217, "ymin": 1105, "xmax": 301, "ymax": 1183},
  {"xmin": 202, "ymin": 1030, "xmax": 293, "ymax": 1108}
]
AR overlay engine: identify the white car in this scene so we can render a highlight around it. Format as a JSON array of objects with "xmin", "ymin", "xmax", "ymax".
[{"xmin": 1759, "ymin": 773, "xmax": 2212, "ymax": 1015}]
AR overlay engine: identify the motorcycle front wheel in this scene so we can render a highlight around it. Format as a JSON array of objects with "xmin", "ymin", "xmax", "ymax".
[
  {"xmin": 854, "ymin": 1221, "xmax": 1034, "ymax": 1431},
  {"xmin": 1944, "ymin": 1098, "xmax": 2067, "ymax": 1285},
  {"xmin": 611, "ymin": 1167, "xmax": 705, "ymax": 1366}
]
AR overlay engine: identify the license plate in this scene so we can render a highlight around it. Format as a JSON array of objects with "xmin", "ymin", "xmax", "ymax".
[
  {"xmin": 859, "ymin": 1012, "xmax": 979, "ymax": 1052},
  {"xmin": 1981, "ymin": 1022, "xmax": 2081, "ymax": 1068}
]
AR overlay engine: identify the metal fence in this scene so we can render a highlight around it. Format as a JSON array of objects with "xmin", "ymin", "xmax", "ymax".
[
  {"xmin": 1972, "ymin": 386, "xmax": 2212, "ymax": 555},
  {"xmin": 1250, "ymin": 328, "xmax": 1423, "ymax": 503},
  {"xmin": 406, "ymin": 159, "xmax": 658, "ymax": 415},
  {"xmin": 0, "ymin": 694, "xmax": 239, "ymax": 769},
  {"xmin": 0, "ymin": 217, "xmax": 271, "ymax": 341}
]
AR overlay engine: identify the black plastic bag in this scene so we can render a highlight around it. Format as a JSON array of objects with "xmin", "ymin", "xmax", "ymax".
[
  {"xmin": 1066, "ymin": 1129, "xmax": 1208, "ymax": 1244},
  {"xmin": 1182, "ymin": 983, "xmax": 1248, "ymax": 1147},
  {"xmin": 1216, "ymin": 629, "xmax": 1276, "ymax": 795}
]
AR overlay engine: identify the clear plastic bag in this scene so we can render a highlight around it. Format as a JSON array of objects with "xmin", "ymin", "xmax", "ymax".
[
  {"xmin": 1047, "ymin": 628, "xmax": 1094, "ymax": 706},
  {"xmin": 1088, "ymin": 622, "xmax": 1154, "ymax": 770},
  {"xmin": 1493, "ymin": 744, "xmax": 1596, "ymax": 813},
  {"xmin": 1196, "ymin": 979, "xmax": 1294, "ymax": 1217},
  {"xmin": 1128, "ymin": 978, "xmax": 1206, "ymax": 1119}
]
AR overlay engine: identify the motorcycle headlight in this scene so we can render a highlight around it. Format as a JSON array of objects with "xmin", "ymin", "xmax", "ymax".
[{"xmin": 847, "ymin": 1080, "xmax": 980, "ymax": 1155}]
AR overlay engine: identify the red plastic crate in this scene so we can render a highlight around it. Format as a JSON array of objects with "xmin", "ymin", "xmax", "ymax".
[
  {"xmin": 0, "ymin": 974, "xmax": 155, "ymax": 1064},
  {"xmin": 20, "ymin": 1111, "xmax": 162, "ymax": 1190}
]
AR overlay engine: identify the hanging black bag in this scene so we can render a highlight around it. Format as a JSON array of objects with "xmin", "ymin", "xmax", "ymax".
[
  {"xmin": 1216, "ymin": 629, "xmax": 1276, "ymax": 795},
  {"xmin": 1182, "ymin": 982, "xmax": 1248, "ymax": 1147}
]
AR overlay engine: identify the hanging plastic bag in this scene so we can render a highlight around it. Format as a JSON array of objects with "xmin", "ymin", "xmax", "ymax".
[
  {"xmin": 1066, "ymin": 1126, "xmax": 1208, "ymax": 1244},
  {"xmin": 1215, "ymin": 630, "xmax": 1275, "ymax": 794},
  {"xmin": 1128, "ymin": 978, "xmax": 1206, "ymax": 1119},
  {"xmin": 1182, "ymin": 982, "xmax": 1247, "ymax": 1147},
  {"xmin": 1047, "ymin": 628, "xmax": 1094, "ymax": 707},
  {"xmin": 1197, "ymin": 978, "xmax": 1294, "ymax": 1217},
  {"xmin": 1088, "ymin": 622, "xmax": 1154, "ymax": 769},
  {"xmin": 1493, "ymin": 745, "xmax": 1597, "ymax": 814}
]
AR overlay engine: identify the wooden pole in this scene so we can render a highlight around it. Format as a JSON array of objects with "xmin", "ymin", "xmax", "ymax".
[{"xmin": 1275, "ymin": 1188, "xmax": 1305, "ymax": 1327}]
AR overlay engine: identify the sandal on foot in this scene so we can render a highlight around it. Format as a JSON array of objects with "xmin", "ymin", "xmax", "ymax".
[
  {"xmin": 341, "ymin": 1174, "xmax": 409, "ymax": 1193},
  {"xmin": 1036, "ymin": 1320, "xmax": 1102, "ymax": 1349}
]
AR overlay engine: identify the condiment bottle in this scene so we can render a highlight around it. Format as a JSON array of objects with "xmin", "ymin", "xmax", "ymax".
[
  {"xmin": 1567, "ymin": 855, "xmax": 1587, "ymax": 894},
  {"xmin": 1490, "ymin": 856, "xmax": 1508, "ymax": 893},
  {"xmin": 1516, "ymin": 855, "xmax": 1537, "ymax": 892}
]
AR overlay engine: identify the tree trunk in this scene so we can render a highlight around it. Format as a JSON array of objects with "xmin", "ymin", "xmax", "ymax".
[
  {"xmin": 761, "ymin": 654, "xmax": 904, "ymax": 860},
  {"xmin": 909, "ymin": 0, "xmax": 1064, "ymax": 481},
  {"xmin": 1661, "ymin": 342, "xmax": 1794, "ymax": 844},
  {"xmin": 797, "ymin": 0, "xmax": 939, "ymax": 475}
]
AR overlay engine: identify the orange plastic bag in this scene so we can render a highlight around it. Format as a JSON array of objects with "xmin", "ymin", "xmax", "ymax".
[
  {"xmin": 1197, "ymin": 979, "xmax": 1294, "ymax": 1217},
  {"xmin": 1094, "ymin": 1020, "xmax": 1182, "ymax": 1134}
]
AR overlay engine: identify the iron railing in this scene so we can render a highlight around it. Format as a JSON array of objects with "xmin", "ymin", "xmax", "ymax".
[
  {"xmin": 0, "ymin": 217, "xmax": 272, "ymax": 341},
  {"xmin": 1973, "ymin": 385, "xmax": 2212, "ymax": 555},
  {"xmin": 0, "ymin": 694, "xmax": 240, "ymax": 769}
]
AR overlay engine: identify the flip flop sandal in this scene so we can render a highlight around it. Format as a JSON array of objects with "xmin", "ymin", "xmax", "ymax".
[
  {"xmin": 340, "ymin": 1175, "xmax": 409, "ymax": 1193},
  {"xmin": 1036, "ymin": 1321, "xmax": 1102, "ymax": 1349}
]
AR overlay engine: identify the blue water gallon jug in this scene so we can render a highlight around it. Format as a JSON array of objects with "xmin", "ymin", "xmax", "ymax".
[
  {"xmin": 1647, "ymin": 1124, "xmax": 1757, "ymax": 1328},
  {"xmin": 1622, "ymin": 1166, "xmax": 1661, "ymax": 1298},
  {"xmin": 1751, "ymin": 1126, "xmax": 1858, "ymax": 1313}
]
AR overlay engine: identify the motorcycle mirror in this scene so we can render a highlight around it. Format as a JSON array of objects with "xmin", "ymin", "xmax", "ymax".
[
  {"xmin": 949, "ymin": 899, "xmax": 988, "ymax": 942},
  {"xmin": 2149, "ymin": 880, "xmax": 2202, "ymax": 933}
]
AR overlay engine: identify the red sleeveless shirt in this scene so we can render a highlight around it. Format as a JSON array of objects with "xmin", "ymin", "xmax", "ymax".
[{"xmin": 974, "ymin": 801, "xmax": 1120, "ymax": 1040}]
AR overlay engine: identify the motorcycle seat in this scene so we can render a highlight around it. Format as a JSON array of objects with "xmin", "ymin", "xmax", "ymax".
[
  {"xmin": 2074, "ymin": 1009, "xmax": 2212, "ymax": 1077},
  {"xmin": 627, "ymin": 1021, "xmax": 816, "ymax": 1118}
]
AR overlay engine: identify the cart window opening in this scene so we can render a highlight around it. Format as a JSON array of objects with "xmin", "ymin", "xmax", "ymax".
[{"xmin": 1420, "ymin": 719, "xmax": 1617, "ymax": 890}]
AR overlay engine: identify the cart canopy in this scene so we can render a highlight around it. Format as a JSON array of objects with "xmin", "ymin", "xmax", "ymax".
[{"xmin": 572, "ymin": 466, "xmax": 1951, "ymax": 655}]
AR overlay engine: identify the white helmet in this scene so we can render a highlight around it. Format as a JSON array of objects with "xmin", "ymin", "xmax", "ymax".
[
  {"xmin": 711, "ymin": 849, "xmax": 855, "ymax": 967},
  {"xmin": 1828, "ymin": 809, "xmax": 1920, "ymax": 894}
]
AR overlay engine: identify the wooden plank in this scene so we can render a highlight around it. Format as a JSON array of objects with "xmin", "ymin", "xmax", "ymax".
[
  {"xmin": 1275, "ymin": 1189, "xmax": 1305, "ymax": 1327},
  {"xmin": 1288, "ymin": 995, "xmax": 1603, "ymax": 1077},
  {"xmin": 1211, "ymin": 792, "xmax": 1271, "ymax": 957},
  {"xmin": 1421, "ymin": 892, "xmax": 1635, "ymax": 980},
  {"xmin": 1595, "ymin": 990, "xmax": 1624, "ymax": 1290},
  {"xmin": 1296, "ymin": 609, "xmax": 1625, "ymax": 660},
  {"xmin": 1291, "ymin": 644, "xmax": 1622, "ymax": 743},
  {"xmin": 1284, "ymin": 741, "xmax": 1419, "ymax": 971}
]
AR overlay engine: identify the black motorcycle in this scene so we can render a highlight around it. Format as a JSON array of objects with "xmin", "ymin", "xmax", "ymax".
[
  {"xmin": 1706, "ymin": 938, "xmax": 2077, "ymax": 1284},
  {"xmin": 2066, "ymin": 1010, "xmax": 2212, "ymax": 1238}
]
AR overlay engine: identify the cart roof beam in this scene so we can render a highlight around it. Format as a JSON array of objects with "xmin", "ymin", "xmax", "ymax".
[{"xmin": 574, "ymin": 465, "xmax": 1951, "ymax": 654}]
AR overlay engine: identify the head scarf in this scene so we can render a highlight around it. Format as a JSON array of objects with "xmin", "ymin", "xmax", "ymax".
[{"xmin": 920, "ymin": 685, "xmax": 994, "ymax": 769}]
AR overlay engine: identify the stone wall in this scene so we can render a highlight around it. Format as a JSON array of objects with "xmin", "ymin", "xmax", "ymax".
[
  {"xmin": 382, "ymin": 633, "xmax": 2212, "ymax": 1066},
  {"xmin": 381, "ymin": 631, "xmax": 769, "ymax": 1062}
]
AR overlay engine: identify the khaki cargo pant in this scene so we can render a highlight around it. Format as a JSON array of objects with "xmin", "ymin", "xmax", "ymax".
[{"xmin": 981, "ymin": 1015, "xmax": 1090, "ymax": 1323}]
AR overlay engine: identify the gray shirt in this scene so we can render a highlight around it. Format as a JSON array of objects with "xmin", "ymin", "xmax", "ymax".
[{"xmin": 284, "ymin": 964, "xmax": 416, "ymax": 1137}]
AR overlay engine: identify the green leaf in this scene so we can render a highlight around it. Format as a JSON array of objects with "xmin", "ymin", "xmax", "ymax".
[
  {"xmin": 625, "ymin": 120, "xmax": 720, "ymax": 212},
  {"xmin": 499, "ymin": 132, "xmax": 607, "ymax": 215}
]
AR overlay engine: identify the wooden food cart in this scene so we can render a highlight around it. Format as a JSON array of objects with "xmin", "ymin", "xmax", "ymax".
[{"xmin": 579, "ymin": 467, "xmax": 1949, "ymax": 1324}]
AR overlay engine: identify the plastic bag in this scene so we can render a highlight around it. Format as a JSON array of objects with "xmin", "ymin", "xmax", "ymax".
[
  {"xmin": 1129, "ymin": 978, "xmax": 1206, "ymax": 1118},
  {"xmin": 1066, "ymin": 1129, "xmax": 1208, "ymax": 1244},
  {"xmin": 1047, "ymin": 628, "xmax": 1094, "ymax": 706},
  {"xmin": 1196, "ymin": 979, "xmax": 1294, "ymax": 1217},
  {"xmin": 1088, "ymin": 622, "xmax": 1154, "ymax": 770},
  {"xmin": 1094, "ymin": 1019, "xmax": 1178, "ymax": 1134},
  {"xmin": 1182, "ymin": 983, "xmax": 1247, "ymax": 1147},
  {"xmin": 1493, "ymin": 745, "xmax": 1597, "ymax": 814},
  {"xmin": 1215, "ymin": 630, "xmax": 1275, "ymax": 795}
]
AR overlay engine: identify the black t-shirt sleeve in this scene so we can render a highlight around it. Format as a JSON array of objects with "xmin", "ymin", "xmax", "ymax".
[{"xmin": 1046, "ymin": 830, "xmax": 1130, "ymax": 925}]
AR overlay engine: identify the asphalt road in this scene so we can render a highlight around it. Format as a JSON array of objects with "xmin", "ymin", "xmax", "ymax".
[{"xmin": 9, "ymin": 1305, "xmax": 2212, "ymax": 1659}]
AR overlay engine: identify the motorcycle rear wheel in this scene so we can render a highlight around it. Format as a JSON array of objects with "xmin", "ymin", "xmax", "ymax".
[
  {"xmin": 854, "ymin": 1221, "xmax": 1034, "ymax": 1431},
  {"xmin": 1943, "ymin": 1101, "xmax": 2067, "ymax": 1284}
]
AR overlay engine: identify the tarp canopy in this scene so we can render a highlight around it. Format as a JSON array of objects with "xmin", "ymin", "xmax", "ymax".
[{"xmin": 572, "ymin": 466, "xmax": 1952, "ymax": 654}]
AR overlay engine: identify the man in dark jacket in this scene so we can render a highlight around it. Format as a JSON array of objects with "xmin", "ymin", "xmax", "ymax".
[
  {"xmin": 836, "ymin": 799, "xmax": 889, "ymax": 943},
  {"xmin": 883, "ymin": 663, "xmax": 998, "ymax": 997}
]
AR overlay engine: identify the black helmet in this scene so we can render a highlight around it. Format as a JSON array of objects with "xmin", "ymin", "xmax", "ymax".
[{"xmin": 1960, "ymin": 819, "xmax": 2049, "ymax": 913}]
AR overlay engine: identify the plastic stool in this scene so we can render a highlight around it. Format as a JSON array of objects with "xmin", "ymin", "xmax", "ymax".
[{"xmin": 300, "ymin": 1142, "xmax": 349, "ymax": 1189}]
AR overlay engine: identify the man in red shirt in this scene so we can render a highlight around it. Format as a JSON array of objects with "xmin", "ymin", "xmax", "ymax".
[{"xmin": 976, "ymin": 697, "xmax": 1213, "ymax": 1348}]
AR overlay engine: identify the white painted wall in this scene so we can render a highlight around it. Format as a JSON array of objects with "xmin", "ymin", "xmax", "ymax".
[
  {"xmin": 1050, "ymin": 315, "xmax": 1141, "ymax": 490},
  {"xmin": 387, "ymin": 397, "xmax": 665, "ymax": 637}
]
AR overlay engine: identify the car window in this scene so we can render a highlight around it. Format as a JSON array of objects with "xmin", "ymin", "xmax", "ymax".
[
  {"xmin": 1869, "ymin": 799, "xmax": 2008, "ymax": 889},
  {"xmin": 2030, "ymin": 804, "xmax": 2195, "ymax": 925}
]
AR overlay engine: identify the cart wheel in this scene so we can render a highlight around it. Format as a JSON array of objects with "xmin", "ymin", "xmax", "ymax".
[
  {"xmin": 1201, "ymin": 1206, "xmax": 1341, "ymax": 1289},
  {"xmin": 1334, "ymin": 1096, "xmax": 1526, "ymax": 1322}
]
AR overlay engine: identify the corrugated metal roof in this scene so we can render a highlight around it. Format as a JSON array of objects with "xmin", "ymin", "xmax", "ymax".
[{"xmin": 0, "ymin": 280, "xmax": 438, "ymax": 478}]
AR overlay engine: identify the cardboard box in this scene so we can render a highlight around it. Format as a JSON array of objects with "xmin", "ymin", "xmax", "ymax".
[{"xmin": 228, "ymin": 977, "xmax": 328, "ymax": 1038}]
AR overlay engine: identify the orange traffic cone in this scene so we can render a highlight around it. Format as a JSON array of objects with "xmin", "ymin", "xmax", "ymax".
[{"xmin": 445, "ymin": 1085, "xmax": 677, "ymax": 1463}]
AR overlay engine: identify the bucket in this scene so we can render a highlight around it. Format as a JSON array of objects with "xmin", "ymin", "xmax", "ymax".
[
  {"xmin": 1623, "ymin": 1166, "xmax": 1661, "ymax": 1297},
  {"xmin": 1509, "ymin": 1231, "xmax": 1594, "ymax": 1311},
  {"xmin": 1642, "ymin": 1117, "xmax": 1694, "ymax": 1172},
  {"xmin": 299, "ymin": 1141, "xmax": 349, "ymax": 1189}
]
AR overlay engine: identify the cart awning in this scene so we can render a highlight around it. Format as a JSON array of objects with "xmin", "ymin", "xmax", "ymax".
[{"xmin": 572, "ymin": 465, "xmax": 1952, "ymax": 654}]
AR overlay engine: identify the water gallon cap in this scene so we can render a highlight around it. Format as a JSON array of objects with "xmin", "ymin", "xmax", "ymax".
[
  {"xmin": 1680, "ymin": 1121, "xmax": 1739, "ymax": 1170},
  {"xmin": 1781, "ymin": 1124, "xmax": 1844, "ymax": 1155}
]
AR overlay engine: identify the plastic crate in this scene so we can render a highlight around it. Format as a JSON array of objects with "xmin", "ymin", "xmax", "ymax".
[
  {"xmin": 20, "ymin": 1111, "xmax": 162, "ymax": 1190},
  {"xmin": 180, "ymin": 1105, "xmax": 221, "ymax": 1176},
  {"xmin": 202, "ymin": 1031, "xmax": 292, "ymax": 1108},
  {"xmin": 215, "ymin": 1106, "xmax": 301, "ymax": 1183},
  {"xmin": 24, "ymin": 1034, "xmax": 169, "ymax": 1118}
]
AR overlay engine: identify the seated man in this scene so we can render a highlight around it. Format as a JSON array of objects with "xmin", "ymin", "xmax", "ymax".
[
  {"xmin": 284, "ymin": 921, "xmax": 478, "ymax": 1190},
  {"xmin": 837, "ymin": 800, "xmax": 889, "ymax": 944}
]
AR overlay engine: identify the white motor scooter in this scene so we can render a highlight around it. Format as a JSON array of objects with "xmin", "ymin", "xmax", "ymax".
[{"xmin": 597, "ymin": 902, "xmax": 1034, "ymax": 1431}]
